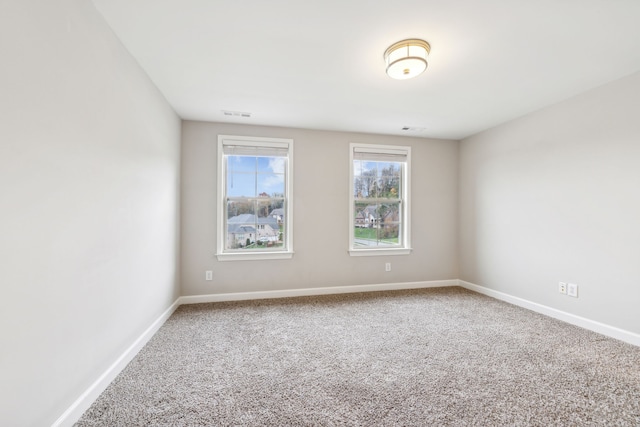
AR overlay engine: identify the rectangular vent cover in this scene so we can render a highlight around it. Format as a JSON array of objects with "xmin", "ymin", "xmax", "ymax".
[{"xmin": 222, "ymin": 110, "xmax": 252, "ymax": 118}]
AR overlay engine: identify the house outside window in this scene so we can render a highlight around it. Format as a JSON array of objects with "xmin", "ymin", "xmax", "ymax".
[
  {"xmin": 349, "ymin": 143, "xmax": 411, "ymax": 256},
  {"xmin": 217, "ymin": 135, "xmax": 293, "ymax": 261}
]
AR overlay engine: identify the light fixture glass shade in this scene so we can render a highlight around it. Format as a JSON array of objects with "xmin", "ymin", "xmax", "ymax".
[{"xmin": 384, "ymin": 39, "xmax": 430, "ymax": 80}]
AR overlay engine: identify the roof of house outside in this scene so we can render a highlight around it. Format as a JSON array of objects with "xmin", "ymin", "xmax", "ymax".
[
  {"xmin": 228, "ymin": 214, "xmax": 279, "ymax": 228},
  {"xmin": 227, "ymin": 224, "xmax": 256, "ymax": 234}
]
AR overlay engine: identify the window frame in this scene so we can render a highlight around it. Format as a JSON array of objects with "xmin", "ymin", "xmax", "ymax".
[
  {"xmin": 349, "ymin": 143, "xmax": 411, "ymax": 256},
  {"xmin": 216, "ymin": 135, "xmax": 294, "ymax": 261}
]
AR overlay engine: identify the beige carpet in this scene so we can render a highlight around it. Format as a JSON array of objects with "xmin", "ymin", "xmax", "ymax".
[{"xmin": 76, "ymin": 287, "xmax": 640, "ymax": 426}]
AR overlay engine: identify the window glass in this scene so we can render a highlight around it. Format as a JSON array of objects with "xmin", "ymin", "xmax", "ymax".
[
  {"xmin": 350, "ymin": 144, "xmax": 410, "ymax": 255},
  {"xmin": 218, "ymin": 137, "xmax": 293, "ymax": 260}
]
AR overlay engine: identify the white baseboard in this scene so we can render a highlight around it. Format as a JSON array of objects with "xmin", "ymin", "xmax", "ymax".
[
  {"xmin": 53, "ymin": 279, "xmax": 454, "ymax": 426},
  {"xmin": 458, "ymin": 280, "xmax": 640, "ymax": 347},
  {"xmin": 52, "ymin": 298, "xmax": 181, "ymax": 427},
  {"xmin": 178, "ymin": 279, "xmax": 458, "ymax": 305},
  {"xmin": 55, "ymin": 278, "xmax": 638, "ymax": 426}
]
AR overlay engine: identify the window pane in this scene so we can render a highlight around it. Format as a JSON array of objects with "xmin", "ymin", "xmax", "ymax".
[
  {"xmin": 354, "ymin": 160, "xmax": 366, "ymax": 197},
  {"xmin": 379, "ymin": 202, "xmax": 401, "ymax": 245},
  {"xmin": 255, "ymin": 200, "xmax": 284, "ymax": 249},
  {"xmin": 227, "ymin": 155, "xmax": 256, "ymax": 173},
  {"xmin": 257, "ymin": 173, "xmax": 285, "ymax": 195},
  {"xmin": 277, "ymin": 217, "xmax": 285, "ymax": 248},
  {"xmin": 354, "ymin": 201, "xmax": 374, "ymax": 229},
  {"xmin": 354, "ymin": 160, "xmax": 403, "ymax": 199},
  {"xmin": 219, "ymin": 137, "xmax": 293, "ymax": 258},
  {"xmin": 227, "ymin": 199, "xmax": 254, "ymax": 219},
  {"xmin": 257, "ymin": 156, "xmax": 286, "ymax": 174},
  {"xmin": 271, "ymin": 200, "xmax": 286, "ymax": 249},
  {"xmin": 226, "ymin": 199, "xmax": 286, "ymax": 251},
  {"xmin": 226, "ymin": 201, "xmax": 256, "ymax": 250},
  {"xmin": 226, "ymin": 156, "xmax": 287, "ymax": 198},
  {"xmin": 350, "ymin": 143, "xmax": 409, "ymax": 254},
  {"xmin": 378, "ymin": 162, "xmax": 401, "ymax": 199},
  {"xmin": 353, "ymin": 201, "xmax": 402, "ymax": 247},
  {"xmin": 353, "ymin": 159, "xmax": 364, "ymax": 178},
  {"xmin": 227, "ymin": 172, "xmax": 256, "ymax": 197},
  {"xmin": 379, "ymin": 223, "xmax": 400, "ymax": 245},
  {"xmin": 353, "ymin": 202, "xmax": 381, "ymax": 247},
  {"xmin": 354, "ymin": 160, "xmax": 375, "ymax": 198}
]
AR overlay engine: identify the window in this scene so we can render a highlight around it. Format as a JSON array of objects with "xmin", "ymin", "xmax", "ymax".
[
  {"xmin": 217, "ymin": 135, "xmax": 293, "ymax": 260},
  {"xmin": 349, "ymin": 143, "xmax": 411, "ymax": 256}
]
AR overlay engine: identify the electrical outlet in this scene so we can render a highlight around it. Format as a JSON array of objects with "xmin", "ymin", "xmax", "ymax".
[
  {"xmin": 558, "ymin": 282, "xmax": 567, "ymax": 294},
  {"xmin": 205, "ymin": 270, "xmax": 213, "ymax": 281},
  {"xmin": 567, "ymin": 283, "xmax": 578, "ymax": 298},
  {"xmin": 385, "ymin": 262, "xmax": 391, "ymax": 272}
]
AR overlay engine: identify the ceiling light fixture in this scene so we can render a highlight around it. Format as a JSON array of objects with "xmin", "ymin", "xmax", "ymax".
[{"xmin": 384, "ymin": 39, "xmax": 430, "ymax": 80}]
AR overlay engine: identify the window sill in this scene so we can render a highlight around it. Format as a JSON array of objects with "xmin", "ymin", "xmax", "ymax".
[
  {"xmin": 216, "ymin": 251, "xmax": 294, "ymax": 261},
  {"xmin": 349, "ymin": 248, "xmax": 412, "ymax": 257}
]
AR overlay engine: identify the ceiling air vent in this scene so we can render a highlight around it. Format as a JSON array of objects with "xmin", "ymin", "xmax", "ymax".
[
  {"xmin": 222, "ymin": 110, "xmax": 252, "ymax": 118},
  {"xmin": 401, "ymin": 126, "xmax": 428, "ymax": 132}
]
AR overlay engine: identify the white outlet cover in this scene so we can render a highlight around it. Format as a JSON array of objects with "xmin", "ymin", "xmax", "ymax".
[
  {"xmin": 567, "ymin": 283, "xmax": 578, "ymax": 297},
  {"xmin": 558, "ymin": 282, "xmax": 567, "ymax": 294}
]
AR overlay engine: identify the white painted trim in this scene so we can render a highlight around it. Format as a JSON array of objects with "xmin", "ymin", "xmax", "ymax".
[
  {"xmin": 348, "ymin": 142, "xmax": 411, "ymax": 254},
  {"xmin": 179, "ymin": 279, "xmax": 458, "ymax": 304},
  {"xmin": 458, "ymin": 280, "xmax": 640, "ymax": 347},
  {"xmin": 56, "ymin": 278, "xmax": 639, "ymax": 426},
  {"xmin": 217, "ymin": 135, "xmax": 294, "ymax": 259},
  {"xmin": 216, "ymin": 251, "xmax": 294, "ymax": 261},
  {"xmin": 349, "ymin": 248, "xmax": 412, "ymax": 257},
  {"xmin": 53, "ymin": 280, "xmax": 455, "ymax": 425},
  {"xmin": 51, "ymin": 298, "xmax": 181, "ymax": 427}
]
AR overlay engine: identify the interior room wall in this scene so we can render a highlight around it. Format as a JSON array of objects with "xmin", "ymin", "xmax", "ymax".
[
  {"xmin": 459, "ymin": 71, "xmax": 640, "ymax": 335},
  {"xmin": 0, "ymin": 1, "xmax": 181, "ymax": 425},
  {"xmin": 180, "ymin": 121, "xmax": 458, "ymax": 296}
]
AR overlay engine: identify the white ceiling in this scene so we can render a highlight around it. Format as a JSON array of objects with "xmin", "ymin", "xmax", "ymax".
[{"xmin": 92, "ymin": 0, "xmax": 640, "ymax": 140}]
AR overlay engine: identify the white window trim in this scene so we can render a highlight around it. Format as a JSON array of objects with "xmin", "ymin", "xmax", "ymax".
[
  {"xmin": 349, "ymin": 143, "xmax": 412, "ymax": 257},
  {"xmin": 216, "ymin": 135, "xmax": 294, "ymax": 261}
]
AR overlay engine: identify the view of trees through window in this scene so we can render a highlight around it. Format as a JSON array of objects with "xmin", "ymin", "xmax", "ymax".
[
  {"xmin": 353, "ymin": 160, "xmax": 402, "ymax": 247},
  {"xmin": 225, "ymin": 155, "xmax": 286, "ymax": 251}
]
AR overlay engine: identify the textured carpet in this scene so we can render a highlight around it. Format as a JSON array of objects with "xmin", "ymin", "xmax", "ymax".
[{"xmin": 76, "ymin": 287, "xmax": 640, "ymax": 426}]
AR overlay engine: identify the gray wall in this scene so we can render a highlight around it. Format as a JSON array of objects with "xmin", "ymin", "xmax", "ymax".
[
  {"xmin": 459, "ymin": 71, "xmax": 640, "ymax": 334},
  {"xmin": 0, "ymin": 1, "xmax": 181, "ymax": 425},
  {"xmin": 181, "ymin": 121, "xmax": 459, "ymax": 296},
  {"xmin": 4, "ymin": 2, "xmax": 637, "ymax": 424}
]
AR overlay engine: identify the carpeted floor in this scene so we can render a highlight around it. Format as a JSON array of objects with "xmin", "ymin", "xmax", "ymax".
[{"xmin": 76, "ymin": 287, "xmax": 640, "ymax": 426}]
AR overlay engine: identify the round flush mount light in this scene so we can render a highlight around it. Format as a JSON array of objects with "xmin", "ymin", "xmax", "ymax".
[{"xmin": 384, "ymin": 39, "xmax": 431, "ymax": 80}]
